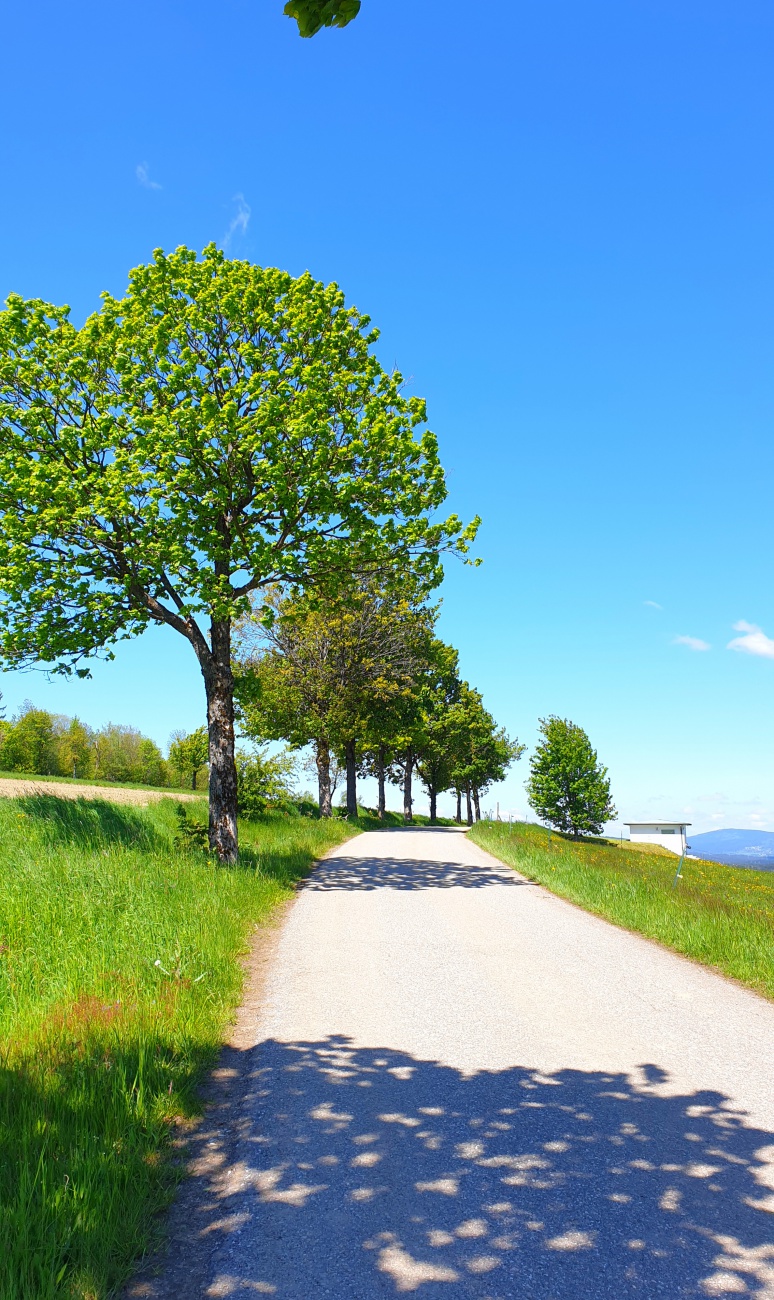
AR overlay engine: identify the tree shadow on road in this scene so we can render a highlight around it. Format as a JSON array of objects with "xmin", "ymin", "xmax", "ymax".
[
  {"xmin": 303, "ymin": 855, "xmax": 523, "ymax": 891},
  {"xmin": 130, "ymin": 1038, "xmax": 774, "ymax": 1298}
]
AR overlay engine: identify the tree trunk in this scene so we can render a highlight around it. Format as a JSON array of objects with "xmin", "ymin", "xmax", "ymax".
[
  {"xmin": 455, "ymin": 789, "xmax": 462, "ymax": 824},
  {"xmin": 345, "ymin": 738, "xmax": 357, "ymax": 818},
  {"xmin": 473, "ymin": 786, "xmax": 481, "ymax": 822},
  {"xmin": 465, "ymin": 783, "xmax": 473, "ymax": 827},
  {"xmin": 203, "ymin": 620, "xmax": 238, "ymax": 863},
  {"xmin": 191, "ymin": 770, "xmax": 197, "ymax": 791},
  {"xmin": 429, "ymin": 785, "xmax": 437, "ymax": 824},
  {"xmin": 377, "ymin": 745, "xmax": 386, "ymax": 820},
  {"xmin": 315, "ymin": 739, "xmax": 333, "ymax": 816},
  {"xmin": 403, "ymin": 751, "xmax": 413, "ymax": 824}
]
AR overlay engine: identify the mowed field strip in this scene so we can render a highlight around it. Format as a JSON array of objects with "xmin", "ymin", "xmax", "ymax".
[
  {"xmin": 0, "ymin": 775, "xmax": 199, "ymax": 804},
  {"xmin": 133, "ymin": 826, "xmax": 774, "ymax": 1300}
]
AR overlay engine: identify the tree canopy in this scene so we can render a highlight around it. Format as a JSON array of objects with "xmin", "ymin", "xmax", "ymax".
[
  {"xmin": 0, "ymin": 245, "xmax": 476, "ymax": 859},
  {"xmin": 284, "ymin": 0, "xmax": 360, "ymax": 37}
]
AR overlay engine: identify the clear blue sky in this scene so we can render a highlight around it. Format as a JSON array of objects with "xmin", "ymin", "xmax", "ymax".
[{"xmin": 3, "ymin": 0, "xmax": 773, "ymax": 831}]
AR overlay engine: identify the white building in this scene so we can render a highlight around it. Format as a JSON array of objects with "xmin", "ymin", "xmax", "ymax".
[{"xmin": 624, "ymin": 822, "xmax": 690, "ymax": 855}]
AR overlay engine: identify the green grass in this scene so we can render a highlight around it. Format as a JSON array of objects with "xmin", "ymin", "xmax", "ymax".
[
  {"xmin": 470, "ymin": 820, "xmax": 774, "ymax": 1000},
  {"xmin": 0, "ymin": 794, "xmax": 358, "ymax": 1300}
]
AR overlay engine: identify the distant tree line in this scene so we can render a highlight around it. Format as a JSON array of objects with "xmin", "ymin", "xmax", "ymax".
[{"xmin": 0, "ymin": 700, "xmax": 209, "ymax": 790}]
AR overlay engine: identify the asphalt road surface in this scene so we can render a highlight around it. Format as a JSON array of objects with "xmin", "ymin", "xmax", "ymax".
[{"xmin": 137, "ymin": 827, "xmax": 774, "ymax": 1299}]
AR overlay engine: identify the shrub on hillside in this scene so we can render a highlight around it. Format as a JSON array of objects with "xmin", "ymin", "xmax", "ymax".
[{"xmin": 236, "ymin": 748, "xmax": 297, "ymax": 819}]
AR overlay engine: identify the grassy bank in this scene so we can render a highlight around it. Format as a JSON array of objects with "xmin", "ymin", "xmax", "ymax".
[
  {"xmin": 354, "ymin": 808, "xmax": 457, "ymax": 828},
  {"xmin": 470, "ymin": 820, "xmax": 774, "ymax": 1000},
  {"xmin": 0, "ymin": 794, "xmax": 357, "ymax": 1300}
]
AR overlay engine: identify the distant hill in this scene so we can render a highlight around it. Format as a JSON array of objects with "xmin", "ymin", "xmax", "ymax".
[{"xmin": 688, "ymin": 828, "xmax": 774, "ymax": 870}]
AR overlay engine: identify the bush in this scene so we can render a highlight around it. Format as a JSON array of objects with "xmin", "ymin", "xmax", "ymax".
[{"xmin": 236, "ymin": 747, "xmax": 297, "ymax": 819}]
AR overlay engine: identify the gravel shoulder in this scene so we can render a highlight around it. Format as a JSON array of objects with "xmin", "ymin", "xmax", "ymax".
[{"xmin": 128, "ymin": 826, "xmax": 774, "ymax": 1299}]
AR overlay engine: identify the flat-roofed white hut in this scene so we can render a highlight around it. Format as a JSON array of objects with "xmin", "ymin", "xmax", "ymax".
[{"xmin": 624, "ymin": 822, "xmax": 690, "ymax": 855}]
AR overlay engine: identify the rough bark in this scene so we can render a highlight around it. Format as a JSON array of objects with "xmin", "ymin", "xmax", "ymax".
[
  {"xmin": 377, "ymin": 745, "xmax": 386, "ymax": 820},
  {"xmin": 473, "ymin": 786, "xmax": 481, "ymax": 822},
  {"xmin": 403, "ymin": 751, "xmax": 413, "ymax": 824},
  {"xmin": 465, "ymin": 783, "xmax": 473, "ymax": 827},
  {"xmin": 455, "ymin": 788, "xmax": 462, "ymax": 824},
  {"xmin": 345, "ymin": 738, "xmax": 358, "ymax": 818},
  {"xmin": 316, "ymin": 739, "xmax": 333, "ymax": 817},
  {"xmin": 203, "ymin": 619, "xmax": 238, "ymax": 863},
  {"xmin": 429, "ymin": 786, "xmax": 437, "ymax": 824}
]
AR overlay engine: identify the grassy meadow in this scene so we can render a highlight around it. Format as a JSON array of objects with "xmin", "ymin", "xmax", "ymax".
[
  {"xmin": 0, "ymin": 793, "xmax": 358, "ymax": 1300},
  {"xmin": 470, "ymin": 820, "xmax": 774, "ymax": 1000}
]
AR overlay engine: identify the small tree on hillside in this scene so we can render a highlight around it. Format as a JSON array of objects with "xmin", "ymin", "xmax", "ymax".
[
  {"xmin": 169, "ymin": 727, "xmax": 209, "ymax": 790},
  {"xmin": 526, "ymin": 716, "xmax": 615, "ymax": 837}
]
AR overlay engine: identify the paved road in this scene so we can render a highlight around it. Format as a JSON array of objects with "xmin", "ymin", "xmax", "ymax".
[{"xmin": 141, "ymin": 827, "xmax": 774, "ymax": 1298}]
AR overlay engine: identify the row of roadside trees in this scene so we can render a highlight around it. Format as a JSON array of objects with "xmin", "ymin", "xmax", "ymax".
[
  {"xmin": 0, "ymin": 249, "xmax": 610, "ymax": 845},
  {"xmin": 232, "ymin": 576, "xmax": 523, "ymax": 823}
]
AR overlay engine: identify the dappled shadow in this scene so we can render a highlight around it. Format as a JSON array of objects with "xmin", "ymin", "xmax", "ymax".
[
  {"xmin": 132, "ymin": 1038, "xmax": 774, "ymax": 1298},
  {"xmin": 17, "ymin": 793, "xmax": 164, "ymax": 851},
  {"xmin": 303, "ymin": 854, "xmax": 524, "ymax": 891}
]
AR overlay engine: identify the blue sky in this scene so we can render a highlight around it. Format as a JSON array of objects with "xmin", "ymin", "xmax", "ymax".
[{"xmin": 3, "ymin": 0, "xmax": 774, "ymax": 831}]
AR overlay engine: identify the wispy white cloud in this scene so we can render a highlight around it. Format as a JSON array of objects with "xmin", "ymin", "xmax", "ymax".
[
  {"xmin": 673, "ymin": 635, "xmax": 711, "ymax": 652},
  {"xmin": 136, "ymin": 162, "xmax": 161, "ymax": 190},
  {"xmin": 223, "ymin": 193, "xmax": 251, "ymax": 249},
  {"xmin": 644, "ymin": 600, "xmax": 662, "ymax": 609},
  {"xmin": 727, "ymin": 620, "xmax": 774, "ymax": 659}
]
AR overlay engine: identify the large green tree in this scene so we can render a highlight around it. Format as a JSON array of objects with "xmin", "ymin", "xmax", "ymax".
[
  {"xmin": 0, "ymin": 245, "xmax": 476, "ymax": 859},
  {"xmin": 526, "ymin": 716, "xmax": 616, "ymax": 836}
]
